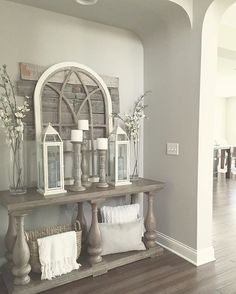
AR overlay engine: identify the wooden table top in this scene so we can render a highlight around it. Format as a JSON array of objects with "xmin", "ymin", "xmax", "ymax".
[{"xmin": 0, "ymin": 178, "xmax": 164, "ymax": 213}]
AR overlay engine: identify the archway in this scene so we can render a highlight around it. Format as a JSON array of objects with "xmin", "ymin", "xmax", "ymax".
[{"xmin": 198, "ymin": 0, "xmax": 236, "ymax": 253}]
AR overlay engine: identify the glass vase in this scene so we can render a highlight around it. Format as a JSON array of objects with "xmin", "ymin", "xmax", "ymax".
[
  {"xmin": 130, "ymin": 138, "xmax": 139, "ymax": 181},
  {"xmin": 9, "ymin": 133, "xmax": 27, "ymax": 195}
]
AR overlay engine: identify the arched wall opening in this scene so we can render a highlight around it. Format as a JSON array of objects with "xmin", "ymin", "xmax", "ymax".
[
  {"xmin": 142, "ymin": 1, "xmax": 202, "ymax": 264},
  {"xmin": 198, "ymin": 0, "xmax": 236, "ymax": 250},
  {"xmin": 169, "ymin": 0, "xmax": 193, "ymax": 25}
]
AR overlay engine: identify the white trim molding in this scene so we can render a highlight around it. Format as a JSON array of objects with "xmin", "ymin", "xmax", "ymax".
[
  {"xmin": 156, "ymin": 231, "xmax": 215, "ymax": 266},
  {"xmin": 34, "ymin": 61, "xmax": 113, "ymax": 145}
]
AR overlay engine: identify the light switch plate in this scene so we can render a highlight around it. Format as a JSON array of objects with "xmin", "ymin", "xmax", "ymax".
[{"xmin": 166, "ymin": 143, "xmax": 179, "ymax": 156}]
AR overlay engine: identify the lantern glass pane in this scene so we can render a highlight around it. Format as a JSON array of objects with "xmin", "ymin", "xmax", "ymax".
[
  {"xmin": 109, "ymin": 141, "xmax": 115, "ymax": 181},
  {"xmin": 47, "ymin": 146, "xmax": 61, "ymax": 189},
  {"xmin": 45, "ymin": 134, "xmax": 61, "ymax": 142},
  {"xmin": 117, "ymin": 134, "xmax": 126, "ymax": 141},
  {"xmin": 118, "ymin": 143, "xmax": 128, "ymax": 181}
]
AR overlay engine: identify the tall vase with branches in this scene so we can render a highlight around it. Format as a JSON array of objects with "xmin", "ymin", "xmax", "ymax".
[
  {"xmin": 113, "ymin": 91, "xmax": 150, "ymax": 181},
  {"xmin": 0, "ymin": 65, "xmax": 30, "ymax": 194}
]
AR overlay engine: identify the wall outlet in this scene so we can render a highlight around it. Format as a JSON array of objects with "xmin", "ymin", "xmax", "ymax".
[{"xmin": 166, "ymin": 143, "xmax": 179, "ymax": 155}]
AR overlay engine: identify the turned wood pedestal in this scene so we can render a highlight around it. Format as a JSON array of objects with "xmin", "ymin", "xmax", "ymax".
[{"xmin": 0, "ymin": 178, "xmax": 164, "ymax": 294}]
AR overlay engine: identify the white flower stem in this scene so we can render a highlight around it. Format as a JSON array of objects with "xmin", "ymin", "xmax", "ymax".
[{"xmin": 10, "ymin": 136, "xmax": 24, "ymax": 192}]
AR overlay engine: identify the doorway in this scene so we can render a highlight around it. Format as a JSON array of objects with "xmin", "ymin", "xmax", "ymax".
[{"xmin": 199, "ymin": 0, "xmax": 236, "ymax": 263}]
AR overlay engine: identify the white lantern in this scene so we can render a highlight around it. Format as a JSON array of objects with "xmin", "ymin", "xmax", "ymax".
[
  {"xmin": 108, "ymin": 126, "xmax": 132, "ymax": 186},
  {"xmin": 37, "ymin": 123, "xmax": 67, "ymax": 196}
]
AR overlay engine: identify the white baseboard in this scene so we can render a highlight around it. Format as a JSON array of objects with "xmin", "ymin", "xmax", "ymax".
[{"xmin": 156, "ymin": 231, "xmax": 215, "ymax": 266}]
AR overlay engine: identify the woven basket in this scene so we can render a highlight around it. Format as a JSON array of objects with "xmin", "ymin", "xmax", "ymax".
[{"xmin": 26, "ymin": 221, "xmax": 82, "ymax": 273}]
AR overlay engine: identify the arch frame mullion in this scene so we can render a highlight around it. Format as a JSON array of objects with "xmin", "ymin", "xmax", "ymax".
[{"xmin": 34, "ymin": 62, "xmax": 113, "ymax": 188}]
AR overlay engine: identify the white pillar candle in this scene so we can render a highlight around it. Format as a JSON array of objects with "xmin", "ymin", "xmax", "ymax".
[
  {"xmin": 97, "ymin": 138, "xmax": 108, "ymax": 150},
  {"xmin": 63, "ymin": 140, "xmax": 73, "ymax": 152},
  {"xmin": 71, "ymin": 130, "xmax": 83, "ymax": 142},
  {"xmin": 78, "ymin": 120, "xmax": 89, "ymax": 131}
]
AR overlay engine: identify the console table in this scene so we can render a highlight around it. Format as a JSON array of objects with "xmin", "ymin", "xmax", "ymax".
[{"xmin": 0, "ymin": 178, "xmax": 164, "ymax": 294}]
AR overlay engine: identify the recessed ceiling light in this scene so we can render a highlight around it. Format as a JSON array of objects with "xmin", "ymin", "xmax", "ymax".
[{"xmin": 76, "ymin": 0, "xmax": 98, "ymax": 5}]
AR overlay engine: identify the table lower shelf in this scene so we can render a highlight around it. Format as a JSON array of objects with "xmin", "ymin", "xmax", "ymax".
[{"xmin": 3, "ymin": 246, "xmax": 163, "ymax": 294}]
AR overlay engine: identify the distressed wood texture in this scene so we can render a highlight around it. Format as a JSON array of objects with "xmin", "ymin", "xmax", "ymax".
[
  {"xmin": 4, "ymin": 180, "xmax": 236, "ymax": 294},
  {"xmin": 81, "ymin": 140, "xmax": 91, "ymax": 188},
  {"xmin": 20, "ymin": 63, "xmax": 119, "ymax": 87},
  {"xmin": 144, "ymin": 192, "xmax": 157, "ymax": 249},
  {"xmin": 76, "ymin": 203, "xmax": 88, "ymax": 248},
  {"xmin": 5, "ymin": 214, "xmax": 17, "ymax": 263},
  {"xmin": 87, "ymin": 201, "xmax": 103, "ymax": 265},
  {"xmin": 1, "ymin": 247, "xmax": 163, "ymax": 294},
  {"xmin": 17, "ymin": 63, "xmax": 120, "ymax": 140},
  {"xmin": 0, "ymin": 179, "xmax": 164, "ymax": 213},
  {"xmin": 97, "ymin": 150, "xmax": 109, "ymax": 188},
  {"xmin": 69, "ymin": 143, "xmax": 85, "ymax": 192},
  {"xmin": 0, "ymin": 179, "xmax": 164, "ymax": 294},
  {"xmin": 11, "ymin": 213, "xmax": 31, "ymax": 286}
]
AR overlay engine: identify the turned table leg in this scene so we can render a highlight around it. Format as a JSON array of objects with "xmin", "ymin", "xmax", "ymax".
[
  {"xmin": 5, "ymin": 213, "xmax": 17, "ymax": 263},
  {"xmin": 87, "ymin": 201, "xmax": 102, "ymax": 265},
  {"xmin": 76, "ymin": 202, "xmax": 88, "ymax": 246},
  {"xmin": 12, "ymin": 212, "xmax": 31, "ymax": 286},
  {"xmin": 144, "ymin": 192, "xmax": 157, "ymax": 249}
]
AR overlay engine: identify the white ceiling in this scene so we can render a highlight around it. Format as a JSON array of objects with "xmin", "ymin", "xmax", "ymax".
[
  {"xmin": 7, "ymin": 0, "xmax": 190, "ymax": 37},
  {"xmin": 10, "ymin": 0, "xmax": 236, "ymax": 32},
  {"xmin": 218, "ymin": 4, "xmax": 236, "ymax": 98},
  {"xmin": 221, "ymin": 2, "xmax": 236, "ymax": 29}
]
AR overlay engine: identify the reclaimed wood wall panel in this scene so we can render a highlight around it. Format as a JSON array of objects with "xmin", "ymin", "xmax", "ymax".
[
  {"xmin": 20, "ymin": 63, "xmax": 119, "ymax": 88},
  {"xmin": 17, "ymin": 63, "xmax": 120, "ymax": 140}
]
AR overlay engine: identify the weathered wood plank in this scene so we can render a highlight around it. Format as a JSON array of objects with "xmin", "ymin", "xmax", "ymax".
[
  {"xmin": 40, "ymin": 99, "xmax": 105, "ymax": 115},
  {"xmin": 2, "ymin": 246, "xmax": 163, "ymax": 294},
  {"xmin": 20, "ymin": 63, "xmax": 119, "ymax": 88},
  {"xmin": 0, "ymin": 179, "xmax": 164, "ymax": 212},
  {"xmin": 40, "ymin": 112, "xmax": 105, "ymax": 126},
  {"xmin": 17, "ymin": 81, "xmax": 119, "ymax": 116},
  {"xmin": 38, "ymin": 97, "xmax": 118, "ymax": 116},
  {"xmin": 17, "ymin": 80, "xmax": 119, "ymax": 102}
]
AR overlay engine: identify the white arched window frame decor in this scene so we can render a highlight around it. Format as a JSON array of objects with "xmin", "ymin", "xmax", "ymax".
[{"xmin": 34, "ymin": 62, "xmax": 113, "ymax": 187}]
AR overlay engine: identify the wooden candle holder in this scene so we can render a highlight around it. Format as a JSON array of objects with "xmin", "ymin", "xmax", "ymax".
[
  {"xmin": 97, "ymin": 149, "xmax": 109, "ymax": 188},
  {"xmin": 70, "ymin": 142, "xmax": 86, "ymax": 192}
]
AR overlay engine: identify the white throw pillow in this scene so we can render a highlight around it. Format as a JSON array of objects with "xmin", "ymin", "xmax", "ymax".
[
  {"xmin": 100, "ymin": 203, "xmax": 140, "ymax": 223},
  {"xmin": 99, "ymin": 218, "xmax": 146, "ymax": 255}
]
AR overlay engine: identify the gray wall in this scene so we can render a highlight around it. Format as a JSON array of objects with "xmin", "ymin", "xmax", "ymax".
[{"xmin": 142, "ymin": 6, "xmax": 199, "ymax": 248}]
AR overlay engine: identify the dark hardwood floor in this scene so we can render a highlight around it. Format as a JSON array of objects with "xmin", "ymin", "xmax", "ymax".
[{"xmin": 1, "ymin": 178, "xmax": 236, "ymax": 294}]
